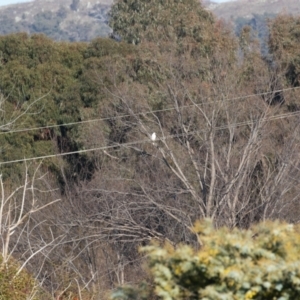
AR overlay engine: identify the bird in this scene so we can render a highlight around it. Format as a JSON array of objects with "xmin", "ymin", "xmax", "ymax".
[
  {"xmin": 151, "ymin": 132, "xmax": 157, "ymax": 146},
  {"xmin": 151, "ymin": 132, "xmax": 156, "ymax": 142}
]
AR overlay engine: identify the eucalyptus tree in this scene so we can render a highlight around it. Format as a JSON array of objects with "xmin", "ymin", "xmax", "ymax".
[{"xmin": 109, "ymin": 0, "xmax": 214, "ymax": 45}]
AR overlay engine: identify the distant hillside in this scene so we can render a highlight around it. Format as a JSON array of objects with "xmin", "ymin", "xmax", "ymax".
[
  {"xmin": 0, "ymin": 0, "xmax": 299, "ymax": 41},
  {"xmin": 0, "ymin": 0, "xmax": 113, "ymax": 41},
  {"xmin": 209, "ymin": 0, "xmax": 300, "ymax": 20},
  {"xmin": 208, "ymin": 0, "xmax": 300, "ymax": 55}
]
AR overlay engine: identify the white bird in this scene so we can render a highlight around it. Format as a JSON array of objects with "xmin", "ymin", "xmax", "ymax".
[
  {"xmin": 151, "ymin": 132, "xmax": 157, "ymax": 146},
  {"xmin": 151, "ymin": 132, "xmax": 156, "ymax": 142}
]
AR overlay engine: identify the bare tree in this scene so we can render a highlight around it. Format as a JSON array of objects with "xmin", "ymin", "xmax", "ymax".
[
  {"xmin": 16, "ymin": 33, "xmax": 300, "ymax": 297},
  {"xmin": 0, "ymin": 165, "xmax": 59, "ymax": 265},
  {"xmin": 71, "ymin": 42, "xmax": 300, "ymax": 290}
]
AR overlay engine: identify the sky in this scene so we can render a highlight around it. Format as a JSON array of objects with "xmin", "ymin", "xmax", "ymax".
[
  {"xmin": 0, "ymin": 0, "xmax": 234, "ymax": 7},
  {"xmin": 0, "ymin": 0, "xmax": 32, "ymax": 6}
]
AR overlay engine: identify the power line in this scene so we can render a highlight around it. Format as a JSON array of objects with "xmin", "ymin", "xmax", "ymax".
[
  {"xmin": 0, "ymin": 86, "xmax": 299, "ymax": 136},
  {"xmin": 1, "ymin": 109, "xmax": 299, "ymax": 166}
]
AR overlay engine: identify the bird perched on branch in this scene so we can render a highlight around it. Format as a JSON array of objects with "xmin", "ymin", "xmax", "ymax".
[{"xmin": 151, "ymin": 132, "xmax": 156, "ymax": 146}]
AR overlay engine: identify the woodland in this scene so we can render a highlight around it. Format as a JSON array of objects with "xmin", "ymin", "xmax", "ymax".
[{"xmin": 1, "ymin": 0, "xmax": 300, "ymax": 299}]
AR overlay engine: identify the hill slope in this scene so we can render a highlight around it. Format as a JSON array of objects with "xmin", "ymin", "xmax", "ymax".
[
  {"xmin": 210, "ymin": 0, "xmax": 300, "ymax": 20},
  {"xmin": 0, "ymin": 0, "xmax": 113, "ymax": 41},
  {"xmin": 0, "ymin": 0, "xmax": 299, "ymax": 41}
]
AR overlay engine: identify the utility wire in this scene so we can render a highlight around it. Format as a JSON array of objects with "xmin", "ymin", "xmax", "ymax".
[
  {"xmin": 1, "ymin": 109, "xmax": 300, "ymax": 166},
  {"xmin": 0, "ymin": 86, "xmax": 299, "ymax": 136}
]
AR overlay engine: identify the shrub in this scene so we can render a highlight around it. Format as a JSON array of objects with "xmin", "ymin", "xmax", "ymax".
[
  {"xmin": 0, "ymin": 256, "xmax": 48, "ymax": 300},
  {"xmin": 112, "ymin": 219, "xmax": 300, "ymax": 300}
]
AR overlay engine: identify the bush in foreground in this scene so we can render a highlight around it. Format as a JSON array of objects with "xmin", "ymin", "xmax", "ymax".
[
  {"xmin": 112, "ymin": 219, "xmax": 300, "ymax": 300},
  {"xmin": 0, "ymin": 256, "xmax": 47, "ymax": 300}
]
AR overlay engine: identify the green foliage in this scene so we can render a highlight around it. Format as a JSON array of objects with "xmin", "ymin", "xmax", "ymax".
[
  {"xmin": 269, "ymin": 15, "xmax": 300, "ymax": 86},
  {"xmin": 0, "ymin": 33, "xmax": 87, "ymax": 180},
  {"xmin": 109, "ymin": 0, "xmax": 214, "ymax": 46},
  {"xmin": 113, "ymin": 219, "xmax": 300, "ymax": 300},
  {"xmin": 0, "ymin": 256, "xmax": 47, "ymax": 300},
  {"xmin": 0, "ymin": 33, "xmax": 140, "ymax": 182},
  {"xmin": 112, "ymin": 284, "xmax": 152, "ymax": 300},
  {"xmin": 80, "ymin": 38, "xmax": 136, "ymax": 108},
  {"xmin": 108, "ymin": 0, "xmax": 238, "ymax": 91}
]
